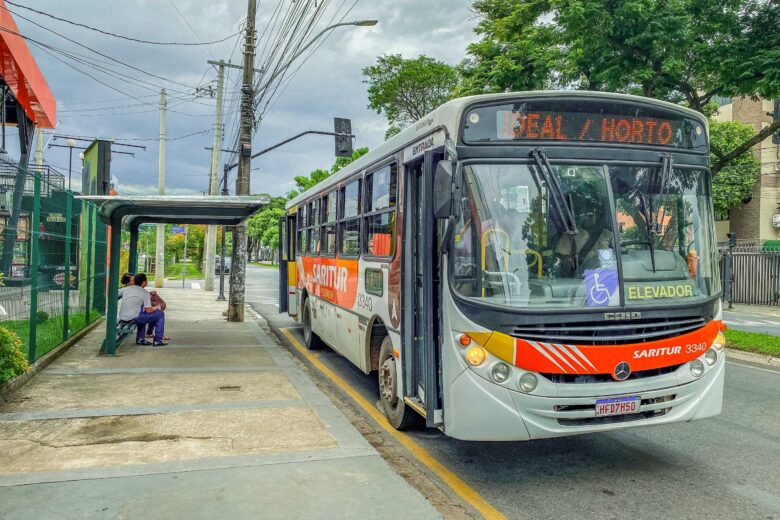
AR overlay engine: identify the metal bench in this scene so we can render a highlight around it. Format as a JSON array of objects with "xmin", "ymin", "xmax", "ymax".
[
  {"xmin": 116, "ymin": 319, "xmax": 137, "ymax": 344},
  {"xmin": 100, "ymin": 319, "xmax": 137, "ymax": 355}
]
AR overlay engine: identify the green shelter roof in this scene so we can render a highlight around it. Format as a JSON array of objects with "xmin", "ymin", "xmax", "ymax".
[{"xmin": 76, "ymin": 195, "xmax": 269, "ymax": 227}]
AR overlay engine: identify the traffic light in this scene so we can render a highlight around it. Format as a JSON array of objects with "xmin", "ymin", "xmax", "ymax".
[
  {"xmin": 773, "ymin": 100, "xmax": 780, "ymax": 145},
  {"xmin": 334, "ymin": 117, "xmax": 353, "ymax": 158}
]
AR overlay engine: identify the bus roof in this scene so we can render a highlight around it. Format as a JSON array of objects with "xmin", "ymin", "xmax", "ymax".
[{"xmin": 286, "ymin": 90, "xmax": 707, "ymax": 210}]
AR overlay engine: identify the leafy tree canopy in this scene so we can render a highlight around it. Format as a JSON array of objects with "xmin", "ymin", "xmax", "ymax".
[
  {"xmin": 709, "ymin": 119, "xmax": 761, "ymax": 215},
  {"xmin": 459, "ymin": 0, "xmax": 780, "ymax": 173},
  {"xmin": 247, "ymin": 147, "xmax": 369, "ymax": 249},
  {"xmin": 363, "ymin": 54, "xmax": 458, "ymax": 139}
]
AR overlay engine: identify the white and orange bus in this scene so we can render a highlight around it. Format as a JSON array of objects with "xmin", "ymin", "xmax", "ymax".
[{"xmin": 279, "ymin": 91, "xmax": 725, "ymax": 440}]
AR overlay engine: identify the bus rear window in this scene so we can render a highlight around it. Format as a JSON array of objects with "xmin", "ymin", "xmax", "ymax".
[{"xmin": 462, "ymin": 98, "xmax": 707, "ymax": 151}]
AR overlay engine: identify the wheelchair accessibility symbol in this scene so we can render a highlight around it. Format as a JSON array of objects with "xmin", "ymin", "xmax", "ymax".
[{"xmin": 585, "ymin": 268, "xmax": 618, "ymax": 307}]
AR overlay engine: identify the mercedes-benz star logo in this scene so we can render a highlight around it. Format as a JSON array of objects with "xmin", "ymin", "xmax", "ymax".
[{"xmin": 613, "ymin": 361, "xmax": 631, "ymax": 381}]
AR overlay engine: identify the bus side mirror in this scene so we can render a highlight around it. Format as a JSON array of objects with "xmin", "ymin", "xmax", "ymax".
[{"xmin": 434, "ymin": 161, "xmax": 453, "ymax": 219}]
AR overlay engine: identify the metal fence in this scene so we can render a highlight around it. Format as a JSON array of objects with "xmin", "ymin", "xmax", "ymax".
[
  {"xmin": 721, "ymin": 251, "xmax": 780, "ymax": 306},
  {"xmin": 0, "ymin": 161, "xmax": 107, "ymax": 363}
]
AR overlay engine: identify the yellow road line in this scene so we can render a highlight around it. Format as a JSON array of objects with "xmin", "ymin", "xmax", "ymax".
[{"xmin": 280, "ymin": 327, "xmax": 506, "ymax": 520}]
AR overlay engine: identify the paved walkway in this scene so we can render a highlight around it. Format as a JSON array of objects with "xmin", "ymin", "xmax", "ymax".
[
  {"xmin": 0, "ymin": 288, "xmax": 439, "ymax": 519},
  {"xmin": 723, "ymin": 304, "xmax": 780, "ymax": 335}
]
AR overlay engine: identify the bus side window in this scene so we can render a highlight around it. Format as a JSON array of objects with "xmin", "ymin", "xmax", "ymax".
[
  {"xmin": 297, "ymin": 204, "xmax": 308, "ymax": 255},
  {"xmin": 339, "ymin": 178, "xmax": 361, "ymax": 257},
  {"xmin": 321, "ymin": 190, "xmax": 338, "ymax": 257},
  {"xmin": 363, "ymin": 164, "xmax": 398, "ymax": 258},
  {"xmin": 308, "ymin": 199, "xmax": 320, "ymax": 256}
]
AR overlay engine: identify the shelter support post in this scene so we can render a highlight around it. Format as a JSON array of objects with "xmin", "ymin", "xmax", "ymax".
[
  {"xmin": 62, "ymin": 194, "xmax": 72, "ymax": 341},
  {"xmin": 85, "ymin": 205, "xmax": 94, "ymax": 325},
  {"xmin": 26, "ymin": 169, "xmax": 41, "ymax": 363},
  {"xmin": 129, "ymin": 221, "xmax": 140, "ymax": 274},
  {"xmin": 102, "ymin": 218, "xmax": 123, "ymax": 356}
]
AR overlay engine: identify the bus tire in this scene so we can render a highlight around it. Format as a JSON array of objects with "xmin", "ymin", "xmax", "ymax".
[
  {"xmin": 302, "ymin": 297, "xmax": 324, "ymax": 350},
  {"xmin": 378, "ymin": 336, "xmax": 420, "ymax": 430}
]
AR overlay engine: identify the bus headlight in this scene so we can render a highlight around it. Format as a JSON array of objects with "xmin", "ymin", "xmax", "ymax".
[
  {"xmin": 705, "ymin": 348, "xmax": 718, "ymax": 366},
  {"xmin": 712, "ymin": 331, "xmax": 726, "ymax": 351},
  {"xmin": 690, "ymin": 359, "xmax": 705, "ymax": 378},
  {"xmin": 518, "ymin": 373, "xmax": 538, "ymax": 393},
  {"xmin": 491, "ymin": 363, "xmax": 510, "ymax": 383},
  {"xmin": 465, "ymin": 346, "xmax": 487, "ymax": 366}
]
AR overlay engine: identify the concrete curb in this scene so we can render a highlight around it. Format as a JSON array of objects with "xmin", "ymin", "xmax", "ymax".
[
  {"xmin": 726, "ymin": 347, "xmax": 780, "ymax": 368},
  {"xmin": 0, "ymin": 317, "xmax": 105, "ymax": 402}
]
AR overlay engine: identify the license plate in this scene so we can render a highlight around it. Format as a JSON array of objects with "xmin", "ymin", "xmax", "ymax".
[{"xmin": 595, "ymin": 396, "xmax": 641, "ymax": 417}]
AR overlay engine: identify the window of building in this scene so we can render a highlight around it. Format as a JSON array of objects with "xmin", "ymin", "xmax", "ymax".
[{"xmin": 363, "ymin": 164, "xmax": 398, "ymax": 257}]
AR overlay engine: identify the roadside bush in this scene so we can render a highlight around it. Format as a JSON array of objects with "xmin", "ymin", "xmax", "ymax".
[
  {"xmin": 36, "ymin": 310, "xmax": 49, "ymax": 324},
  {"xmin": 0, "ymin": 326, "xmax": 28, "ymax": 383}
]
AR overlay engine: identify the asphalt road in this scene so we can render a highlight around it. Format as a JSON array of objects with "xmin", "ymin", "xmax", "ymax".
[
  {"xmin": 246, "ymin": 265, "xmax": 780, "ymax": 520},
  {"xmin": 723, "ymin": 310, "xmax": 780, "ymax": 336}
]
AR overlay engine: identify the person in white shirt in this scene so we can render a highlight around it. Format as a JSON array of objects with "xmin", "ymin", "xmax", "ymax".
[{"xmin": 117, "ymin": 272, "xmax": 167, "ymax": 346}]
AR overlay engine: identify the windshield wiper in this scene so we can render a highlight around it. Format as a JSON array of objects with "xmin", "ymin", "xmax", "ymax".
[
  {"xmin": 531, "ymin": 149, "xmax": 578, "ymax": 235},
  {"xmin": 645, "ymin": 154, "xmax": 674, "ymax": 272},
  {"xmin": 530, "ymin": 148, "xmax": 579, "ymax": 267}
]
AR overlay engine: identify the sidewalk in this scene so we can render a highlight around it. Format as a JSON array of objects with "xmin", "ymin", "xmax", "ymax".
[
  {"xmin": 0, "ymin": 288, "xmax": 439, "ymax": 519},
  {"xmin": 726, "ymin": 303, "xmax": 780, "ymax": 318}
]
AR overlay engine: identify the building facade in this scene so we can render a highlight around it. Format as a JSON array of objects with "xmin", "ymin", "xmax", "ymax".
[{"xmin": 713, "ymin": 97, "xmax": 780, "ymax": 243}]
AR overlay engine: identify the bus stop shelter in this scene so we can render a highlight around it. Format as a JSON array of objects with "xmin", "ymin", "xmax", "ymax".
[{"xmin": 77, "ymin": 195, "xmax": 268, "ymax": 356}]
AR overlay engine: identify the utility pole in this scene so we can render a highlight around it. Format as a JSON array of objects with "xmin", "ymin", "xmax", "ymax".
[
  {"xmin": 204, "ymin": 60, "xmax": 226, "ymax": 292},
  {"xmin": 227, "ymin": 0, "xmax": 256, "ymax": 322},
  {"xmin": 155, "ymin": 88, "xmax": 166, "ymax": 288}
]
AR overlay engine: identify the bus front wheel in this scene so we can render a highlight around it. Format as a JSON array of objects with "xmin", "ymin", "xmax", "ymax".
[
  {"xmin": 378, "ymin": 336, "xmax": 419, "ymax": 430},
  {"xmin": 302, "ymin": 297, "xmax": 324, "ymax": 350}
]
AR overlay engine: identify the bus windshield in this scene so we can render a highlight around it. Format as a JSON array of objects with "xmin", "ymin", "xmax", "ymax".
[{"xmin": 451, "ymin": 162, "xmax": 718, "ymax": 309}]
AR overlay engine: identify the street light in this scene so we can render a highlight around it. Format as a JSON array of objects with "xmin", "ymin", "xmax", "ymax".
[
  {"xmin": 65, "ymin": 138, "xmax": 77, "ymax": 191},
  {"xmin": 258, "ymin": 20, "xmax": 379, "ymax": 91}
]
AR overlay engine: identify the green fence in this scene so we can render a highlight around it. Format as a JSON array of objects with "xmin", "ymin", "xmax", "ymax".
[{"xmin": 0, "ymin": 161, "xmax": 107, "ymax": 363}]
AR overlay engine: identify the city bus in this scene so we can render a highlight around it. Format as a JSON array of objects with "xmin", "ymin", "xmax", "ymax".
[{"xmin": 278, "ymin": 91, "xmax": 725, "ymax": 441}]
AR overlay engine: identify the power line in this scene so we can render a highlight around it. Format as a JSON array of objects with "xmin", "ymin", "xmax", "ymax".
[
  {"xmin": 166, "ymin": 0, "xmax": 219, "ymax": 61},
  {"xmin": 5, "ymin": 6, "xmax": 198, "ymax": 90},
  {"xmin": 51, "ymin": 129, "xmax": 212, "ymax": 142},
  {"xmin": 4, "ymin": 0, "xmax": 243, "ymax": 47},
  {"xmin": 27, "ymin": 41, "xmax": 213, "ymax": 117}
]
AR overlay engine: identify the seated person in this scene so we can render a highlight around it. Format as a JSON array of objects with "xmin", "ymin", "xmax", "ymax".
[
  {"xmin": 145, "ymin": 290, "xmax": 170, "ymax": 341},
  {"xmin": 117, "ymin": 272, "xmax": 167, "ymax": 346},
  {"xmin": 118, "ymin": 272, "xmax": 135, "ymax": 298}
]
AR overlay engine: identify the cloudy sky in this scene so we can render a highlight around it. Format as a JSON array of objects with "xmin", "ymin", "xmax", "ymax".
[{"xmin": 6, "ymin": 0, "xmax": 479, "ymax": 196}]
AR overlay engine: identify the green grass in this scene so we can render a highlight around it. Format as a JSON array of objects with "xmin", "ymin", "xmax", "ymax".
[
  {"xmin": 166, "ymin": 263, "xmax": 204, "ymax": 280},
  {"xmin": 724, "ymin": 329, "xmax": 780, "ymax": 357},
  {"xmin": 0, "ymin": 309, "xmax": 102, "ymax": 361},
  {"xmin": 249, "ymin": 262, "xmax": 278, "ymax": 269}
]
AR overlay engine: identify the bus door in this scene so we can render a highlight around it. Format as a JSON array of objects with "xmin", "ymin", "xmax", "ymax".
[
  {"xmin": 278, "ymin": 214, "xmax": 298, "ymax": 315},
  {"xmin": 402, "ymin": 150, "xmax": 443, "ymax": 427}
]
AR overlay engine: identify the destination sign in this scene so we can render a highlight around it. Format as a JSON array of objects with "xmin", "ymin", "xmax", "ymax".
[
  {"xmin": 463, "ymin": 99, "xmax": 707, "ymax": 150},
  {"xmin": 497, "ymin": 111, "xmax": 678, "ymax": 145}
]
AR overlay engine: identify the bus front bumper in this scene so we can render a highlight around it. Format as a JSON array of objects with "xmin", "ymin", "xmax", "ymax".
[{"xmin": 444, "ymin": 352, "xmax": 725, "ymax": 441}]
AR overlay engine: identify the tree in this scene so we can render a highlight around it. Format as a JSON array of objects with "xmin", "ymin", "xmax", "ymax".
[
  {"xmin": 459, "ymin": 0, "xmax": 780, "ymax": 173},
  {"xmin": 165, "ymin": 225, "xmax": 205, "ymax": 267},
  {"xmin": 294, "ymin": 169, "xmax": 331, "ymax": 193},
  {"xmin": 709, "ymin": 119, "xmax": 761, "ymax": 215},
  {"xmin": 363, "ymin": 54, "xmax": 458, "ymax": 139},
  {"xmin": 331, "ymin": 146, "xmax": 369, "ymax": 174},
  {"xmin": 246, "ymin": 147, "xmax": 370, "ymax": 261}
]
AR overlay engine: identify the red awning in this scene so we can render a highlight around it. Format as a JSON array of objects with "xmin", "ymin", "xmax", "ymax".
[{"xmin": 0, "ymin": 1, "xmax": 56, "ymax": 128}]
